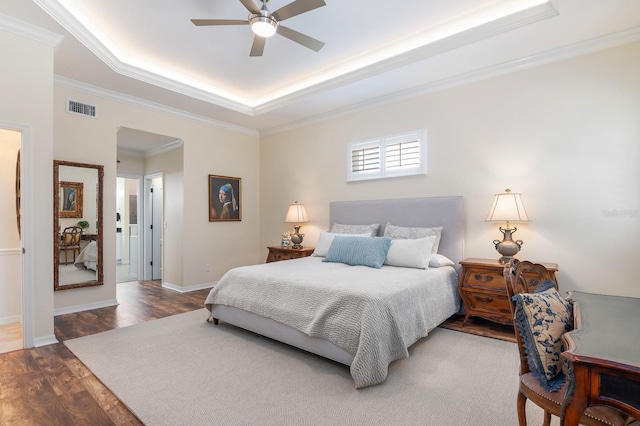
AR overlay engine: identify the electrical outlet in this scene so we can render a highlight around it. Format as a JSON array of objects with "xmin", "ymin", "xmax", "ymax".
[{"xmin": 205, "ymin": 263, "xmax": 210, "ymax": 272}]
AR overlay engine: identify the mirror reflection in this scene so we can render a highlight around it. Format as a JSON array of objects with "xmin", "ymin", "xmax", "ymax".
[{"xmin": 54, "ymin": 160, "xmax": 104, "ymax": 290}]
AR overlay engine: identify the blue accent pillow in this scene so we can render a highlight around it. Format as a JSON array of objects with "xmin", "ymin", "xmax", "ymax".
[
  {"xmin": 512, "ymin": 279, "xmax": 573, "ymax": 391},
  {"xmin": 323, "ymin": 236, "xmax": 391, "ymax": 269}
]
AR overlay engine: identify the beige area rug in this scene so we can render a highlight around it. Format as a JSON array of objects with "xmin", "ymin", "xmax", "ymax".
[
  {"xmin": 58, "ymin": 264, "xmax": 97, "ymax": 285},
  {"xmin": 65, "ymin": 308, "xmax": 557, "ymax": 425}
]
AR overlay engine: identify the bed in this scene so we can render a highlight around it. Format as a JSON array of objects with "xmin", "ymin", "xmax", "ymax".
[
  {"xmin": 74, "ymin": 240, "xmax": 98, "ymax": 271},
  {"xmin": 205, "ymin": 196, "xmax": 464, "ymax": 388}
]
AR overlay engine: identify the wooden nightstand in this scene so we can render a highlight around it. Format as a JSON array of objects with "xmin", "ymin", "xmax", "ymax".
[
  {"xmin": 458, "ymin": 258, "xmax": 558, "ymax": 326},
  {"xmin": 266, "ymin": 246, "xmax": 315, "ymax": 263}
]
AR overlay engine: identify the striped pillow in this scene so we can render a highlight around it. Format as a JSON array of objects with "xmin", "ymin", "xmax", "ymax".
[{"xmin": 323, "ymin": 236, "xmax": 391, "ymax": 269}]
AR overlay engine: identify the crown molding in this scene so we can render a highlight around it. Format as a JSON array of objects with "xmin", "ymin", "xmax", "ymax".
[
  {"xmin": 54, "ymin": 75, "xmax": 259, "ymax": 137},
  {"xmin": 34, "ymin": 0, "xmax": 556, "ymax": 114},
  {"xmin": 254, "ymin": 1, "xmax": 558, "ymax": 115},
  {"xmin": 146, "ymin": 139, "xmax": 184, "ymax": 158},
  {"xmin": 261, "ymin": 26, "xmax": 640, "ymax": 137},
  {"xmin": 117, "ymin": 144, "xmax": 184, "ymax": 159},
  {"xmin": 0, "ymin": 12, "xmax": 64, "ymax": 48},
  {"xmin": 34, "ymin": 0, "xmax": 253, "ymax": 115}
]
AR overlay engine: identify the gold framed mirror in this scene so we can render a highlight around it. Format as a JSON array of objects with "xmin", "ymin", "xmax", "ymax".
[{"xmin": 54, "ymin": 160, "xmax": 104, "ymax": 291}]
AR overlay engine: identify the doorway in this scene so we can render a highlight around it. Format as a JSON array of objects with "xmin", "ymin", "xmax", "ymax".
[
  {"xmin": 0, "ymin": 127, "xmax": 24, "ymax": 353},
  {"xmin": 116, "ymin": 127, "xmax": 181, "ymax": 285},
  {"xmin": 116, "ymin": 176, "xmax": 142, "ymax": 283},
  {"xmin": 145, "ymin": 174, "xmax": 163, "ymax": 281}
]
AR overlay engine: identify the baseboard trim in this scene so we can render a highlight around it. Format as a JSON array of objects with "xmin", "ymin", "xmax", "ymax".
[
  {"xmin": 54, "ymin": 299, "xmax": 118, "ymax": 316},
  {"xmin": 34, "ymin": 334, "xmax": 59, "ymax": 347},
  {"xmin": 0, "ymin": 315, "xmax": 21, "ymax": 326},
  {"xmin": 162, "ymin": 281, "xmax": 215, "ymax": 293}
]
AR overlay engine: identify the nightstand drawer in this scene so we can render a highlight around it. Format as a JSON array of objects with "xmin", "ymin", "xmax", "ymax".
[
  {"xmin": 273, "ymin": 251, "xmax": 307, "ymax": 261},
  {"xmin": 464, "ymin": 290, "xmax": 511, "ymax": 317},
  {"xmin": 266, "ymin": 246, "xmax": 315, "ymax": 263},
  {"xmin": 460, "ymin": 268, "xmax": 506, "ymax": 292}
]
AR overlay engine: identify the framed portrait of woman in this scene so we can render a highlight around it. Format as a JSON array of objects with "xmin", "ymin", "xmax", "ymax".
[
  {"xmin": 59, "ymin": 181, "xmax": 84, "ymax": 218},
  {"xmin": 208, "ymin": 174, "xmax": 241, "ymax": 221}
]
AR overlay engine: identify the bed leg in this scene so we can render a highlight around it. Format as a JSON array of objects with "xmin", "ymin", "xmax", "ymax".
[{"xmin": 206, "ymin": 315, "xmax": 219, "ymax": 325}]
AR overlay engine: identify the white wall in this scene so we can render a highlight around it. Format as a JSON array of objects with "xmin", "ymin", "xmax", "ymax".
[
  {"xmin": 53, "ymin": 84, "xmax": 261, "ymax": 311},
  {"xmin": 260, "ymin": 41, "xmax": 640, "ymax": 298},
  {"xmin": 0, "ymin": 25, "xmax": 56, "ymax": 344},
  {"xmin": 0, "ymin": 129, "xmax": 22, "ymax": 325}
]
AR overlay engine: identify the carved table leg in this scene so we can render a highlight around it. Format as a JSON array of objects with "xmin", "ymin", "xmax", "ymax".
[{"xmin": 561, "ymin": 359, "xmax": 588, "ymax": 426}]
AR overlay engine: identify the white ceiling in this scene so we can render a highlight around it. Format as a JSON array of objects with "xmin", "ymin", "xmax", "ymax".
[{"xmin": 1, "ymin": 0, "xmax": 640, "ymax": 151}]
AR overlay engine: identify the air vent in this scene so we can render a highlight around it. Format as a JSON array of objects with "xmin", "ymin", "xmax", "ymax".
[{"xmin": 66, "ymin": 99, "xmax": 96, "ymax": 117}]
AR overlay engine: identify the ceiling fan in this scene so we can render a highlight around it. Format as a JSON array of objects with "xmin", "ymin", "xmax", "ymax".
[{"xmin": 191, "ymin": 0, "xmax": 326, "ymax": 57}]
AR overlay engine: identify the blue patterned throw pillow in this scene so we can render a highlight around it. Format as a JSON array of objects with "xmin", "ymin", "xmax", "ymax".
[
  {"xmin": 323, "ymin": 236, "xmax": 391, "ymax": 269},
  {"xmin": 512, "ymin": 280, "xmax": 573, "ymax": 391}
]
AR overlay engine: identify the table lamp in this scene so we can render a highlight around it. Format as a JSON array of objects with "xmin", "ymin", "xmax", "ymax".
[
  {"xmin": 284, "ymin": 201, "xmax": 309, "ymax": 249},
  {"xmin": 485, "ymin": 189, "xmax": 530, "ymax": 263}
]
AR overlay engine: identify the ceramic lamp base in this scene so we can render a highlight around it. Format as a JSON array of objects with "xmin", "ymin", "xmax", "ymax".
[
  {"xmin": 493, "ymin": 226, "xmax": 523, "ymax": 263},
  {"xmin": 291, "ymin": 225, "xmax": 304, "ymax": 249}
]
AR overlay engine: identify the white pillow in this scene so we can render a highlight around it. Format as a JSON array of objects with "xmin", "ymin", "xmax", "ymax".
[
  {"xmin": 429, "ymin": 254, "xmax": 455, "ymax": 268},
  {"xmin": 384, "ymin": 236, "xmax": 435, "ymax": 269},
  {"xmin": 383, "ymin": 223, "xmax": 443, "ymax": 254},
  {"xmin": 312, "ymin": 232, "xmax": 370, "ymax": 257}
]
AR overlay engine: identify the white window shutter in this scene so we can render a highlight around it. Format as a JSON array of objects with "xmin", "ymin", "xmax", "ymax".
[{"xmin": 347, "ymin": 130, "xmax": 425, "ymax": 182}]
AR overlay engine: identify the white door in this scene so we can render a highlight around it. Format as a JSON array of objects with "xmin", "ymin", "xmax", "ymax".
[{"xmin": 151, "ymin": 176, "xmax": 163, "ymax": 280}]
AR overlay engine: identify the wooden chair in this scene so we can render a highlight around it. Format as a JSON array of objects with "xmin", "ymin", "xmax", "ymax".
[
  {"xmin": 504, "ymin": 259, "xmax": 632, "ymax": 426},
  {"xmin": 60, "ymin": 226, "xmax": 82, "ymax": 265}
]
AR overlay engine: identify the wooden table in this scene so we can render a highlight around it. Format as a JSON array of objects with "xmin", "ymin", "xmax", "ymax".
[
  {"xmin": 82, "ymin": 233, "xmax": 98, "ymax": 241},
  {"xmin": 561, "ymin": 291, "xmax": 640, "ymax": 425}
]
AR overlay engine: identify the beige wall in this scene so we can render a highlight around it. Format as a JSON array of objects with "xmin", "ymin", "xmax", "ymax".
[
  {"xmin": 0, "ymin": 26, "xmax": 56, "ymax": 343},
  {"xmin": 3, "ymin": 18, "xmax": 638, "ymax": 343},
  {"xmin": 260, "ymin": 41, "xmax": 640, "ymax": 298},
  {"xmin": 53, "ymin": 85, "xmax": 261, "ymax": 311},
  {"xmin": 116, "ymin": 153, "xmax": 145, "ymax": 176}
]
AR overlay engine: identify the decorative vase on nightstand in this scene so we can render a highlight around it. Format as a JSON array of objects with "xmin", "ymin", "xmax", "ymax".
[{"xmin": 281, "ymin": 231, "xmax": 291, "ymax": 247}]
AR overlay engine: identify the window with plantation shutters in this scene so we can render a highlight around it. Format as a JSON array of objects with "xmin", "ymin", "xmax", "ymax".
[
  {"xmin": 347, "ymin": 130, "xmax": 426, "ymax": 182},
  {"xmin": 351, "ymin": 143, "xmax": 380, "ymax": 174}
]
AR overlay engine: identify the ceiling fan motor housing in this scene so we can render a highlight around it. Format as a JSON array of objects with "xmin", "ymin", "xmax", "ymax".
[{"xmin": 250, "ymin": 10, "xmax": 278, "ymax": 38}]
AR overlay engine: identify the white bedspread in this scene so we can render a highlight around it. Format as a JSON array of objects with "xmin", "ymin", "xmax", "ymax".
[
  {"xmin": 205, "ymin": 256, "xmax": 460, "ymax": 388},
  {"xmin": 74, "ymin": 240, "xmax": 97, "ymax": 271}
]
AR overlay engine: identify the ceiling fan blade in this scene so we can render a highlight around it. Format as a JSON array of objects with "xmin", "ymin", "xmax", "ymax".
[
  {"xmin": 191, "ymin": 19, "xmax": 249, "ymax": 26},
  {"xmin": 239, "ymin": 0, "xmax": 261, "ymax": 15},
  {"xmin": 276, "ymin": 26, "xmax": 324, "ymax": 52},
  {"xmin": 250, "ymin": 36, "xmax": 266, "ymax": 57},
  {"xmin": 272, "ymin": 0, "xmax": 326, "ymax": 21}
]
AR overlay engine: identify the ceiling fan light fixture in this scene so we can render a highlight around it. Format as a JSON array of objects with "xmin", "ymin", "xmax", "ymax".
[{"xmin": 250, "ymin": 15, "xmax": 278, "ymax": 38}]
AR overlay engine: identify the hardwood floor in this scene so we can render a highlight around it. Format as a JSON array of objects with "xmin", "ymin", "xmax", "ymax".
[
  {"xmin": 440, "ymin": 314, "xmax": 516, "ymax": 343},
  {"xmin": 0, "ymin": 281, "xmax": 512, "ymax": 425},
  {"xmin": 0, "ymin": 322, "xmax": 22, "ymax": 354},
  {"xmin": 0, "ymin": 280, "xmax": 211, "ymax": 425}
]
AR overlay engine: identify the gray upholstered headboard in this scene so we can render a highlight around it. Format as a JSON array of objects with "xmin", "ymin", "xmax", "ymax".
[{"xmin": 330, "ymin": 196, "xmax": 464, "ymax": 269}]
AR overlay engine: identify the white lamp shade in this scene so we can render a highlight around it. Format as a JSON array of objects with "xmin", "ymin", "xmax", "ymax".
[
  {"xmin": 284, "ymin": 202, "xmax": 309, "ymax": 223},
  {"xmin": 485, "ymin": 189, "xmax": 530, "ymax": 222}
]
